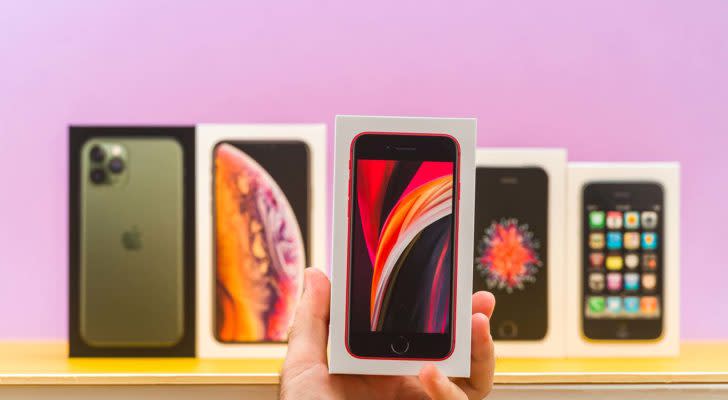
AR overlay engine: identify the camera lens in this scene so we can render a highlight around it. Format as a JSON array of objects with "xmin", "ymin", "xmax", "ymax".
[
  {"xmin": 89, "ymin": 145, "xmax": 106, "ymax": 163},
  {"xmin": 108, "ymin": 157, "xmax": 125, "ymax": 174},
  {"xmin": 90, "ymin": 168, "xmax": 106, "ymax": 184}
]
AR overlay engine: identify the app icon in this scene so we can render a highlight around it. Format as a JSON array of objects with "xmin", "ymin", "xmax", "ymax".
[
  {"xmin": 624, "ymin": 253, "xmax": 639, "ymax": 269},
  {"xmin": 607, "ymin": 296, "xmax": 622, "ymax": 314},
  {"xmin": 624, "ymin": 296, "xmax": 640, "ymax": 313},
  {"xmin": 588, "ymin": 296, "xmax": 606, "ymax": 314},
  {"xmin": 642, "ymin": 211, "xmax": 658, "ymax": 229},
  {"xmin": 589, "ymin": 273, "xmax": 605, "ymax": 292},
  {"xmin": 606, "ymin": 255, "xmax": 623, "ymax": 271},
  {"xmin": 589, "ymin": 211, "xmax": 605, "ymax": 229},
  {"xmin": 642, "ymin": 232, "xmax": 658, "ymax": 249},
  {"xmin": 641, "ymin": 296, "xmax": 658, "ymax": 315},
  {"xmin": 606, "ymin": 231, "xmax": 622, "ymax": 250},
  {"xmin": 624, "ymin": 273, "xmax": 639, "ymax": 291},
  {"xmin": 642, "ymin": 273, "xmax": 657, "ymax": 290},
  {"xmin": 624, "ymin": 211, "xmax": 640, "ymax": 229},
  {"xmin": 623, "ymin": 232, "xmax": 640, "ymax": 250},
  {"xmin": 589, "ymin": 233, "xmax": 605, "ymax": 249},
  {"xmin": 590, "ymin": 252, "xmax": 605, "ymax": 268},
  {"xmin": 606, "ymin": 211, "xmax": 623, "ymax": 229},
  {"xmin": 643, "ymin": 253, "xmax": 658, "ymax": 270},
  {"xmin": 607, "ymin": 273, "xmax": 622, "ymax": 291}
]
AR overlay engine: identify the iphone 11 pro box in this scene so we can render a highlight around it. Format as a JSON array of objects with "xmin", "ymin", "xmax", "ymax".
[
  {"xmin": 68, "ymin": 126, "xmax": 196, "ymax": 357},
  {"xmin": 195, "ymin": 124, "xmax": 327, "ymax": 358},
  {"xmin": 329, "ymin": 116, "xmax": 476, "ymax": 377},
  {"xmin": 566, "ymin": 163, "xmax": 680, "ymax": 357},
  {"xmin": 474, "ymin": 149, "xmax": 567, "ymax": 358}
]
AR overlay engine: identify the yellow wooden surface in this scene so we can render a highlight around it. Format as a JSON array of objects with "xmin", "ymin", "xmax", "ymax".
[{"xmin": 0, "ymin": 341, "xmax": 727, "ymax": 385}]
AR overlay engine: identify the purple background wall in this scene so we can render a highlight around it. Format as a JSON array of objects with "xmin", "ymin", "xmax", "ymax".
[{"xmin": 1, "ymin": 1, "xmax": 726, "ymax": 340}]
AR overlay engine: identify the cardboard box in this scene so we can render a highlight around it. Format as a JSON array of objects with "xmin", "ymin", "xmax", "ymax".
[
  {"xmin": 68, "ymin": 126, "xmax": 196, "ymax": 357},
  {"xmin": 565, "ymin": 163, "xmax": 680, "ymax": 357},
  {"xmin": 329, "ymin": 116, "xmax": 476, "ymax": 377},
  {"xmin": 474, "ymin": 149, "xmax": 567, "ymax": 358},
  {"xmin": 196, "ymin": 124, "xmax": 327, "ymax": 358}
]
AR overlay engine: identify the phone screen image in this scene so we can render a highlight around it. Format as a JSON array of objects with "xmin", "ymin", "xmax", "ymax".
[
  {"xmin": 347, "ymin": 133, "xmax": 458, "ymax": 359},
  {"xmin": 473, "ymin": 167, "xmax": 548, "ymax": 341},
  {"xmin": 582, "ymin": 182, "xmax": 663, "ymax": 340},
  {"xmin": 213, "ymin": 141, "xmax": 309, "ymax": 343}
]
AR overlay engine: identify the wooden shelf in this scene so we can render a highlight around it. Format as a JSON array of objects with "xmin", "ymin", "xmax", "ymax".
[{"xmin": 1, "ymin": 341, "xmax": 727, "ymax": 386}]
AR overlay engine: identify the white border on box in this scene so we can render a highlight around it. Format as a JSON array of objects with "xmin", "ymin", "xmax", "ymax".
[
  {"xmin": 566, "ymin": 162, "xmax": 680, "ymax": 357},
  {"xmin": 475, "ymin": 148, "xmax": 567, "ymax": 358},
  {"xmin": 196, "ymin": 123, "xmax": 327, "ymax": 358},
  {"xmin": 329, "ymin": 115, "xmax": 476, "ymax": 377}
]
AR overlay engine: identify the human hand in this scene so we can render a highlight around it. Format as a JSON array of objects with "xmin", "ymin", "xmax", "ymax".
[{"xmin": 280, "ymin": 268, "xmax": 496, "ymax": 400}]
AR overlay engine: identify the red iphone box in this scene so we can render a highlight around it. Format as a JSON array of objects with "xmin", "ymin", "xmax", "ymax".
[{"xmin": 329, "ymin": 116, "xmax": 476, "ymax": 376}]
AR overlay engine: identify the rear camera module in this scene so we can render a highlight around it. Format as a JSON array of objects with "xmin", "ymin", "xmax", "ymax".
[{"xmin": 108, "ymin": 157, "xmax": 125, "ymax": 174}]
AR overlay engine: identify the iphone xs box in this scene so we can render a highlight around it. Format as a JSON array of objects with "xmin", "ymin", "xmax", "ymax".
[
  {"xmin": 566, "ymin": 163, "xmax": 680, "ymax": 357},
  {"xmin": 329, "ymin": 116, "xmax": 476, "ymax": 377},
  {"xmin": 474, "ymin": 149, "xmax": 567, "ymax": 358},
  {"xmin": 195, "ymin": 124, "xmax": 327, "ymax": 358}
]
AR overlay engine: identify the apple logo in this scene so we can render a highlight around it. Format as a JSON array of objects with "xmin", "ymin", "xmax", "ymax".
[{"xmin": 122, "ymin": 226, "xmax": 142, "ymax": 250}]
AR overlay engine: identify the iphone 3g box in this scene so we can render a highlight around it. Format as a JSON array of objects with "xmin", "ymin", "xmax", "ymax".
[
  {"xmin": 329, "ymin": 116, "xmax": 476, "ymax": 377},
  {"xmin": 68, "ymin": 126, "xmax": 196, "ymax": 357},
  {"xmin": 566, "ymin": 163, "xmax": 680, "ymax": 357},
  {"xmin": 195, "ymin": 124, "xmax": 327, "ymax": 358},
  {"xmin": 474, "ymin": 149, "xmax": 567, "ymax": 358}
]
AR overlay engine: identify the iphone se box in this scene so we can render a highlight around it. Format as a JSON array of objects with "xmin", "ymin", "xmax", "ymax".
[
  {"xmin": 329, "ymin": 116, "xmax": 476, "ymax": 377},
  {"xmin": 195, "ymin": 124, "xmax": 327, "ymax": 358},
  {"xmin": 566, "ymin": 163, "xmax": 680, "ymax": 357},
  {"xmin": 475, "ymin": 149, "xmax": 567, "ymax": 358},
  {"xmin": 68, "ymin": 126, "xmax": 196, "ymax": 357}
]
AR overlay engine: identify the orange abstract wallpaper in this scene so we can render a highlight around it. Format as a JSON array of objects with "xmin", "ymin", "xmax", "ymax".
[{"xmin": 214, "ymin": 144, "xmax": 305, "ymax": 342}]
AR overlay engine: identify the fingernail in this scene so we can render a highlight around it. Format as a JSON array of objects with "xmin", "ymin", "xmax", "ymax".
[
  {"xmin": 303, "ymin": 269, "xmax": 312, "ymax": 294},
  {"xmin": 433, "ymin": 366, "xmax": 448, "ymax": 384}
]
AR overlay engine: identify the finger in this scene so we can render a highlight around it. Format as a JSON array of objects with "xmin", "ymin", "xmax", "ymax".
[
  {"xmin": 285, "ymin": 268, "xmax": 331, "ymax": 366},
  {"xmin": 472, "ymin": 291, "xmax": 495, "ymax": 319},
  {"xmin": 418, "ymin": 364, "xmax": 468, "ymax": 400},
  {"xmin": 459, "ymin": 313, "xmax": 495, "ymax": 399}
]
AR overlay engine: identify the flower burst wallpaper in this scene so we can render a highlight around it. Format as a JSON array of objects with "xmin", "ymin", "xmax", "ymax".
[{"xmin": 476, "ymin": 219, "xmax": 542, "ymax": 293}]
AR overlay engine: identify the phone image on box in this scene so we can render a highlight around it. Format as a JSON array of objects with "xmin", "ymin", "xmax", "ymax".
[
  {"xmin": 346, "ymin": 133, "xmax": 460, "ymax": 359},
  {"xmin": 473, "ymin": 167, "xmax": 548, "ymax": 341},
  {"xmin": 582, "ymin": 182, "xmax": 664, "ymax": 340},
  {"xmin": 213, "ymin": 141, "xmax": 309, "ymax": 343},
  {"xmin": 80, "ymin": 138, "xmax": 184, "ymax": 347}
]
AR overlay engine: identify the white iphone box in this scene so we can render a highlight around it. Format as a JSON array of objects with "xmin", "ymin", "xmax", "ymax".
[
  {"xmin": 196, "ymin": 124, "xmax": 327, "ymax": 358},
  {"xmin": 566, "ymin": 163, "xmax": 680, "ymax": 357},
  {"xmin": 474, "ymin": 149, "xmax": 567, "ymax": 358},
  {"xmin": 329, "ymin": 115, "xmax": 476, "ymax": 377}
]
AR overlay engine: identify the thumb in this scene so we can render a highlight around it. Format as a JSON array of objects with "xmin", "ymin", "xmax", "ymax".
[
  {"xmin": 285, "ymin": 268, "xmax": 331, "ymax": 366},
  {"xmin": 418, "ymin": 364, "xmax": 467, "ymax": 400}
]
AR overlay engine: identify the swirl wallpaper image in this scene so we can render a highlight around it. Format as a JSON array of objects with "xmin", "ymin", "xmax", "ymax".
[
  {"xmin": 350, "ymin": 159, "xmax": 455, "ymax": 334},
  {"xmin": 214, "ymin": 143, "xmax": 305, "ymax": 342}
]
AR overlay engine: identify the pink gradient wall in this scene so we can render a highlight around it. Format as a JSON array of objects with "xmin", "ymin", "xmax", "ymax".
[{"xmin": 1, "ymin": 1, "xmax": 726, "ymax": 340}]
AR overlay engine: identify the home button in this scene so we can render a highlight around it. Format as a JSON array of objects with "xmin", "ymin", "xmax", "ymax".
[
  {"xmin": 498, "ymin": 320, "xmax": 518, "ymax": 339},
  {"xmin": 390, "ymin": 336, "xmax": 410, "ymax": 355}
]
